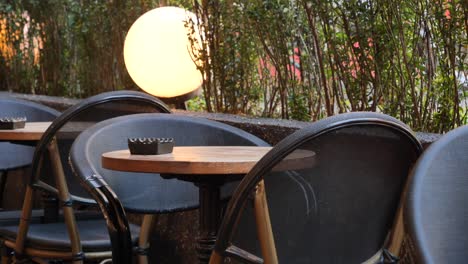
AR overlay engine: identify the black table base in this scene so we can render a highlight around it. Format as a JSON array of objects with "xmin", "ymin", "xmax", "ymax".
[{"xmin": 196, "ymin": 181, "xmax": 222, "ymax": 263}]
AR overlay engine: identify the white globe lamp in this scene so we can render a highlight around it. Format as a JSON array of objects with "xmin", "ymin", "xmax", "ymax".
[{"xmin": 124, "ymin": 6, "xmax": 201, "ymax": 107}]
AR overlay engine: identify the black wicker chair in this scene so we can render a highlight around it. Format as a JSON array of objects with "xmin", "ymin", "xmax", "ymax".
[
  {"xmin": 69, "ymin": 113, "xmax": 269, "ymax": 263},
  {"xmin": 405, "ymin": 125, "xmax": 468, "ymax": 264},
  {"xmin": 0, "ymin": 97, "xmax": 59, "ymax": 211},
  {"xmin": 210, "ymin": 112, "xmax": 423, "ymax": 264},
  {"xmin": 0, "ymin": 91, "xmax": 171, "ymax": 263}
]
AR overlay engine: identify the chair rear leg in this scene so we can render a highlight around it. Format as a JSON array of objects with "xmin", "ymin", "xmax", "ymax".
[
  {"xmin": 137, "ymin": 214, "xmax": 157, "ymax": 264},
  {"xmin": 253, "ymin": 180, "xmax": 278, "ymax": 264},
  {"xmin": 47, "ymin": 139, "xmax": 83, "ymax": 264},
  {"xmin": 387, "ymin": 180, "xmax": 412, "ymax": 257},
  {"xmin": 1, "ymin": 244, "xmax": 12, "ymax": 264},
  {"xmin": 209, "ymin": 251, "xmax": 224, "ymax": 264}
]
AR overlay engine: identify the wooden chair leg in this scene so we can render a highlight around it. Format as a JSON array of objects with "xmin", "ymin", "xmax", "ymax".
[
  {"xmin": 209, "ymin": 251, "xmax": 224, "ymax": 264},
  {"xmin": 47, "ymin": 138, "xmax": 83, "ymax": 264},
  {"xmin": 15, "ymin": 152, "xmax": 47, "ymax": 256},
  {"xmin": 387, "ymin": 176, "xmax": 413, "ymax": 257},
  {"xmin": 15, "ymin": 186, "xmax": 35, "ymax": 255},
  {"xmin": 388, "ymin": 202, "xmax": 405, "ymax": 255},
  {"xmin": 137, "ymin": 214, "xmax": 157, "ymax": 264},
  {"xmin": 208, "ymin": 182, "xmax": 275, "ymax": 264},
  {"xmin": 1, "ymin": 244, "xmax": 12, "ymax": 264},
  {"xmin": 253, "ymin": 180, "xmax": 278, "ymax": 264}
]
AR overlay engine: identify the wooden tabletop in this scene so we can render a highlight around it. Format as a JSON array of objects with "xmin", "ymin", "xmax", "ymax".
[
  {"xmin": 102, "ymin": 146, "xmax": 316, "ymax": 175},
  {"xmin": 0, "ymin": 121, "xmax": 99, "ymax": 141},
  {"xmin": 0, "ymin": 122, "xmax": 51, "ymax": 141}
]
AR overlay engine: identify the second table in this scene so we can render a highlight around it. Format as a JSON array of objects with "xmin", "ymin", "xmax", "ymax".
[{"xmin": 102, "ymin": 146, "xmax": 315, "ymax": 263}]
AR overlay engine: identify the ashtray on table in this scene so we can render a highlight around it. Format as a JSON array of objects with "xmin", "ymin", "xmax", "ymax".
[
  {"xmin": 128, "ymin": 137, "xmax": 174, "ymax": 155},
  {"xmin": 0, "ymin": 117, "xmax": 27, "ymax": 130}
]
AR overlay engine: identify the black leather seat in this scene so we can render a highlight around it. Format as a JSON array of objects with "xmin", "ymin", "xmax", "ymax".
[{"xmin": 0, "ymin": 220, "xmax": 140, "ymax": 252}]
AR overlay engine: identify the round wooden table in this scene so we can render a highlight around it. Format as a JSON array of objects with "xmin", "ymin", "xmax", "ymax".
[
  {"xmin": 0, "ymin": 122, "xmax": 51, "ymax": 141},
  {"xmin": 0, "ymin": 121, "xmax": 93, "ymax": 141},
  {"xmin": 102, "ymin": 146, "xmax": 315, "ymax": 263}
]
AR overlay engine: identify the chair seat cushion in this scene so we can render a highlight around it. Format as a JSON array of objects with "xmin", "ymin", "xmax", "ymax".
[
  {"xmin": 0, "ymin": 209, "xmax": 44, "ymax": 225},
  {"xmin": 0, "ymin": 219, "xmax": 140, "ymax": 252}
]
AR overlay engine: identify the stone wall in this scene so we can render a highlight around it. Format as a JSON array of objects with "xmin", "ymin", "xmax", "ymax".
[{"xmin": 0, "ymin": 91, "xmax": 441, "ymax": 147}]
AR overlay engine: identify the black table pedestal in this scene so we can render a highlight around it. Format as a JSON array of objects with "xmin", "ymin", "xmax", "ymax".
[{"xmin": 195, "ymin": 181, "xmax": 223, "ymax": 264}]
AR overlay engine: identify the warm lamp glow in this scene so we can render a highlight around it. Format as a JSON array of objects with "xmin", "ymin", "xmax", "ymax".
[{"xmin": 124, "ymin": 7, "xmax": 201, "ymax": 98}]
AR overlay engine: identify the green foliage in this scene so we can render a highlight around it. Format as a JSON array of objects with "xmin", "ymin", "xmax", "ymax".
[
  {"xmin": 0, "ymin": 0, "xmax": 192, "ymax": 97},
  {"xmin": 186, "ymin": 95, "xmax": 206, "ymax": 112},
  {"xmin": 0, "ymin": 0, "xmax": 466, "ymax": 132},
  {"xmin": 289, "ymin": 91, "xmax": 310, "ymax": 121}
]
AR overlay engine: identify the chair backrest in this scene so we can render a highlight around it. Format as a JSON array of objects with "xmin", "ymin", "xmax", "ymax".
[
  {"xmin": 0, "ymin": 97, "xmax": 60, "ymax": 170},
  {"xmin": 405, "ymin": 125, "xmax": 468, "ymax": 264},
  {"xmin": 30, "ymin": 90, "xmax": 171, "ymax": 204},
  {"xmin": 69, "ymin": 113, "xmax": 269, "ymax": 213},
  {"xmin": 213, "ymin": 112, "xmax": 422, "ymax": 263}
]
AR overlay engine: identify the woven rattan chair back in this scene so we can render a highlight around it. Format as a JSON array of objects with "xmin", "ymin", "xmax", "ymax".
[
  {"xmin": 31, "ymin": 90, "xmax": 171, "ymax": 204},
  {"xmin": 405, "ymin": 125, "xmax": 468, "ymax": 264},
  {"xmin": 211, "ymin": 112, "xmax": 422, "ymax": 264},
  {"xmin": 70, "ymin": 113, "xmax": 269, "ymax": 213}
]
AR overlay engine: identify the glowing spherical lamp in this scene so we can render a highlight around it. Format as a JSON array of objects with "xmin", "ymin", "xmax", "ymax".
[{"xmin": 124, "ymin": 6, "xmax": 201, "ymax": 99}]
